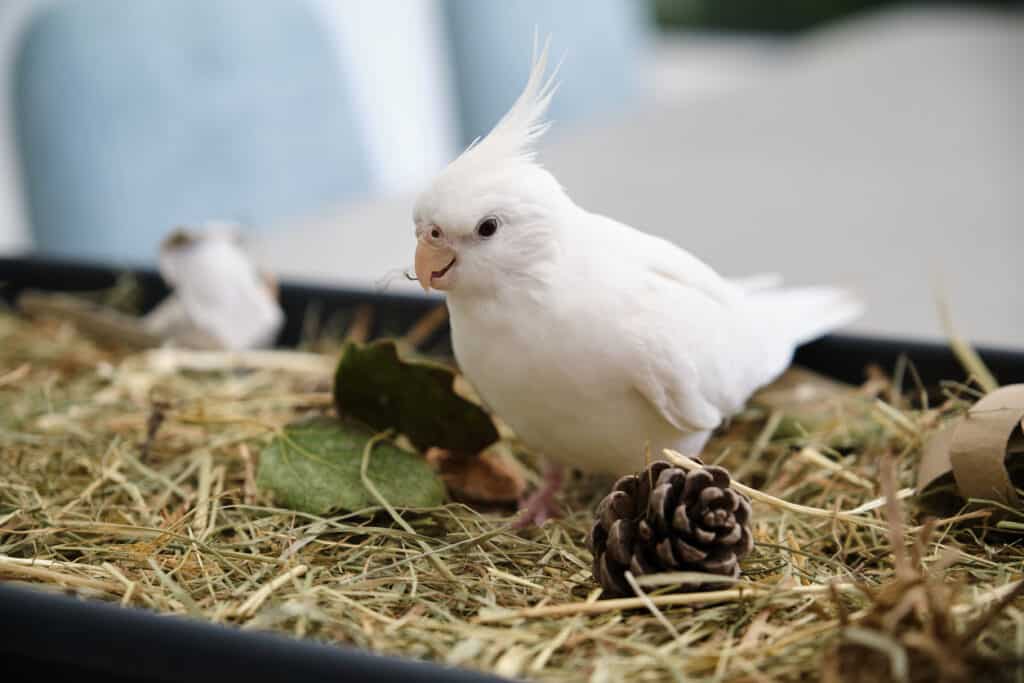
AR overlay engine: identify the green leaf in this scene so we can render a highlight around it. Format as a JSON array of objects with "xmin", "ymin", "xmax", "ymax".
[
  {"xmin": 333, "ymin": 340, "xmax": 499, "ymax": 453},
  {"xmin": 257, "ymin": 416, "xmax": 446, "ymax": 514}
]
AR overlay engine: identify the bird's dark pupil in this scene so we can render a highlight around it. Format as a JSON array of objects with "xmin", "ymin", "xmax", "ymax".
[
  {"xmin": 430, "ymin": 228, "xmax": 441, "ymax": 239},
  {"xmin": 479, "ymin": 219, "xmax": 497, "ymax": 236}
]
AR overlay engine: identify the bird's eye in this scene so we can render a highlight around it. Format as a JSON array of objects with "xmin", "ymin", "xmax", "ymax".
[{"xmin": 476, "ymin": 216, "xmax": 499, "ymax": 238}]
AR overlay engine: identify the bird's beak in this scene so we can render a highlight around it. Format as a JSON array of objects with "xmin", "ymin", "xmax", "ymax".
[{"xmin": 414, "ymin": 240, "xmax": 457, "ymax": 292}]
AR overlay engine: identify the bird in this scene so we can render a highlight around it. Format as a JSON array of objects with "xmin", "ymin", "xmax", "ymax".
[
  {"xmin": 411, "ymin": 42, "xmax": 863, "ymax": 526},
  {"xmin": 150, "ymin": 223, "xmax": 284, "ymax": 351}
]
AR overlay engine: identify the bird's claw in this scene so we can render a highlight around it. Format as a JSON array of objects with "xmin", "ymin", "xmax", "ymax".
[
  {"xmin": 512, "ymin": 463, "xmax": 565, "ymax": 529},
  {"xmin": 512, "ymin": 488, "xmax": 562, "ymax": 529}
]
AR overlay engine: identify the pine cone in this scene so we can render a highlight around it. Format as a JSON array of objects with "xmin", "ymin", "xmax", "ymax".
[{"xmin": 588, "ymin": 458, "xmax": 754, "ymax": 597}]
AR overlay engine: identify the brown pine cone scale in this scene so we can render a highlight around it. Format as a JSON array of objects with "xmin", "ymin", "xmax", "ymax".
[{"xmin": 588, "ymin": 458, "xmax": 754, "ymax": 597}]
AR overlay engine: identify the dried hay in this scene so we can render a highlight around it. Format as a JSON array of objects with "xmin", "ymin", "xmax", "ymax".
[{"xmin": 1, "ymin": 292, "xmax": 1022, "ymax": 682}]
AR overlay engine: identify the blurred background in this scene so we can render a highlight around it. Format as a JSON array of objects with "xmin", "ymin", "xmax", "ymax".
[{"xmin": 0, "ymin": 0, "xmax": 1020, "ymax": 345}]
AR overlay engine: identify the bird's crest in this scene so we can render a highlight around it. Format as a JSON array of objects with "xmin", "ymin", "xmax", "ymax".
[{"xmin": 445, "ymin": 37, "xmax": 560, "ymax": 177}]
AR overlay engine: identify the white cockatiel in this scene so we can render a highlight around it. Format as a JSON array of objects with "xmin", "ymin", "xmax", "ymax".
[
  {"xmin": 412, "ymin": 45, "xmax": 862, "ymax": 523},
  {"xmin": 148, "ymin": 224, "xmax": 284, "ymax": 351}
]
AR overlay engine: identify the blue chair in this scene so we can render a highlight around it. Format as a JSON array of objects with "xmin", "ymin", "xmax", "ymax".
[
  {"xmin": 442, "ymin": 0, "xmax": 653, "ymax": 145},
  {"xmin": 14, "ymin": 0, "xmax": 371, "ymax": 264}
]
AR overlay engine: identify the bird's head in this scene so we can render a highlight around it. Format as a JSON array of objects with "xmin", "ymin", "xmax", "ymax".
[{"xmin": 412, "ymin": 41, "xmax": 571, "ymax": 297}]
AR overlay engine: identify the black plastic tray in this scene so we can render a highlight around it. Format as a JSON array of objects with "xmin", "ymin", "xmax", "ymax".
[
  {"xmin": 1, "ymin": 255, "xmax": 1022, "ymax": 682},
  {"xmin": 2, "ymin": 256, "xmax": 1021, "ymax": 385},
  {"xmin": 0, "ymin": 582, "xmax": 506, "ymax": 682}
]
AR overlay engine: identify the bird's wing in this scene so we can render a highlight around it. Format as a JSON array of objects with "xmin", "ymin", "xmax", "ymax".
[
  {"xmin": 587, "ymin": 212, "xmax": 744, "ymax": 306},
  {"xmin": 623, "ymin": 276, "xmax": 792, "ymax": 434},
  {"xmin": 629, "ymin": 318, "xmax": 725, "ymax": 433},
  {"xmin": 586, "ymin": 215, "xmax": 790, "ymax": 432}
]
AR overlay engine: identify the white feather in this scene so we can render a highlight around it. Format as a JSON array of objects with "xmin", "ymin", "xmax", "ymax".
[
  {"xmin": 425, "ymin": 38, "xmax": 560, "ymax": 204},
  {"xmin": 729, "ymin": 273, "xmax": 783, "ymax": 293},
  {"xmin": 458, "ymin": 36, "xmax": 559, "ymax": 166}
]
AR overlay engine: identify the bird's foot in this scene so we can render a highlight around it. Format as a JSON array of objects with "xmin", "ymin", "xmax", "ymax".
[
  {"xmin": 513, "ymin": 488, "xmax": 561, "ymax": 529},
  {"xmin": 512, "ymin": 463, "xmax": 564, "ymax": 529}
]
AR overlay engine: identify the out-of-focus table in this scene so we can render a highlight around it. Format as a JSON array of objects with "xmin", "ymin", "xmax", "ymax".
[{"xmin": 254, "ymin": 8, "xmax": 1023, "ymax": 348}]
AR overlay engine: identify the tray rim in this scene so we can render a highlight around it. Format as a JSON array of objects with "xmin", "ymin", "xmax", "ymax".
[
  {"xmin": 0, "ymin": 582, "xmax": 509, "ymax": 682},
  {"xmin": 3, "ymin": 254, "xmax": 1022, "ymax": 381}
]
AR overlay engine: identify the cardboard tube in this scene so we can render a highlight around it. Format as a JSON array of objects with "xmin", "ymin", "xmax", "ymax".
[
  {"xmin": 917, "ymin": 424, "xmax": 956, "ymax": 495},
  {"xmin": 948, "ymin": 385, "xmax": 1024, "ymax": 507}
]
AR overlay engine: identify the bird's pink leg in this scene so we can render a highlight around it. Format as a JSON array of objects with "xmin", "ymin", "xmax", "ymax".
[{"xmin": 513, "ymin": 462, "xmax": 564, "ymax": 529}]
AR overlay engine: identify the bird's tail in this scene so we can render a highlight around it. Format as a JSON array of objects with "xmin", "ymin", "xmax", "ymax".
[{"xmin": 748, "ymin": 285, "xmax": 864, "ymax": 346}]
